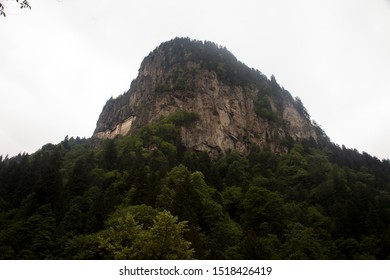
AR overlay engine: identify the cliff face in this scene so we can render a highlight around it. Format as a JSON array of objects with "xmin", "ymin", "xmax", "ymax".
[{"xmin": 93, "ymin": 38, "xmax": 318, "ymax": 157}]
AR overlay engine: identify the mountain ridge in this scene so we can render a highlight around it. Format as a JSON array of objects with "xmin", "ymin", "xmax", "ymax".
[{"xmin": 93, "ymin": 38, "xmax": 320, "ymax": 157}]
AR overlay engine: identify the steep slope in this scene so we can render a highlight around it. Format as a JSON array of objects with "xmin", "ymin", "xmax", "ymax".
[{"xmin": 93, "ymin": 38, "xmax": 318, "ymax": 157}]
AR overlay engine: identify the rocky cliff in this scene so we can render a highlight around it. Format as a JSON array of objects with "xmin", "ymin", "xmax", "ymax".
[{"xmin": 93, "ymin": 38, "xmax": 318, "ymax": 157}]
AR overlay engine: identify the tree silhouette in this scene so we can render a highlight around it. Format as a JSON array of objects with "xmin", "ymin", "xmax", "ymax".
[{"xmin": 0, "ymin": 0, "xmax": 30, "ymax": 17}]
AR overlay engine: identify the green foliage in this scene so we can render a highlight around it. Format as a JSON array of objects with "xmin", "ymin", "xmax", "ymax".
[
  {"xmin": 281, "ymin": 222, "xmax": 326, "ymax": 259},
  {"xmin": 139, "ymin": 210, "xmax": 194, "ymax": 259},
  {"xmin": 295, "ymin": 97, "xmax": 310, "ymax": 119},
  {"xmin": 163, "ymin": 110, "xmax": 200, "ymax": 127},
  {"xmin": 1, "ymin": 115, "xmax": 390, "ymax": 259},
  {"xmin": 153, "ymin": 37, "xmax": 269, "ymax": 88},
  {"xmin": 66, "ymin": 208, "xmax": 193, "ymax": 260},
  {"xmin": 250, "ymin": 84, "xmax": 286, "ymax": 125},
  {"xmin": 241, "ymin": 186, "xmax": 286, "ymax": 234}
]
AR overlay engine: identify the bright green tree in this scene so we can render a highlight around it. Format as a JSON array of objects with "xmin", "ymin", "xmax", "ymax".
[
  {"xmin": 67, "ymin": 209, "xmax": 193, "ymax": 260},
  {"xmin": 137, "ymin": 210, "xmax": 194, "ymax": 259}
]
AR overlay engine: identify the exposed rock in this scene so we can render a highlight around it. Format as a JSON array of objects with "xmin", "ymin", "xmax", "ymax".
[{"xmin": 93, "ymin": 38, "xmax": 318, "ymax": 157}]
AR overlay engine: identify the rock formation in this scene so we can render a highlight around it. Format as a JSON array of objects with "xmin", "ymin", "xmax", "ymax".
[{"xmin": 93, "ymin": 38, "xmax": 318, "ymax": 157}]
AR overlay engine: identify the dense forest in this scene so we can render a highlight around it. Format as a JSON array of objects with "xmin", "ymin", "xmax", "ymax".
[{"xmin": 1, "ymin": 110, "xmax": 390, "ymax": 259}]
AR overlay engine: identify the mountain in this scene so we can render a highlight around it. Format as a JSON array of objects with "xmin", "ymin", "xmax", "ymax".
[
  {"xmin": 1, "ymin": 38, "xmax": 390, "ymax": 260},
  {"xmin": 93, "ymin": 38, "xmax": 319, "ymax": 157}
]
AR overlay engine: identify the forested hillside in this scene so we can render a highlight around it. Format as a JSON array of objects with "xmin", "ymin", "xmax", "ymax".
[{"xmin": 1, "ymin": 111, "xmax": 390, "ymax": 259}]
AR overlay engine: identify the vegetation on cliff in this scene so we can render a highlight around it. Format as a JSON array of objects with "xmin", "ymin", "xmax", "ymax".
[
  {"xmin": 95, "ymin": 38, "xmax": 307, "ymax": 140},
  {"xmin": 149, "ymin": 38, "xmax": 297, "ymax": 124}
]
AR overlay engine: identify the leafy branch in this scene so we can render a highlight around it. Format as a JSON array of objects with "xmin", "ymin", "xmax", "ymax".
[{"xmin": 0, "ymin": 0, "xmax": 31, "ymax": 17}]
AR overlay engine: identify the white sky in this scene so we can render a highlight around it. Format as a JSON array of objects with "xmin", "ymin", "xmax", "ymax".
[{"xmin": 1, "ymin": 0, "xmax": 390, "ymax": 160}]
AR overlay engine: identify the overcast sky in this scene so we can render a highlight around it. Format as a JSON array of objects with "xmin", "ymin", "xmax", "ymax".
[{"xmin": 1, "ymin": 0, "xmax": 389, "ymax": 159}]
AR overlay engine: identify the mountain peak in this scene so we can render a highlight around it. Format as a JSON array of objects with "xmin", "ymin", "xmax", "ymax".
[{"xmin": 93, "ymin": 38, "xmax": 319, "ymax": 157}]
